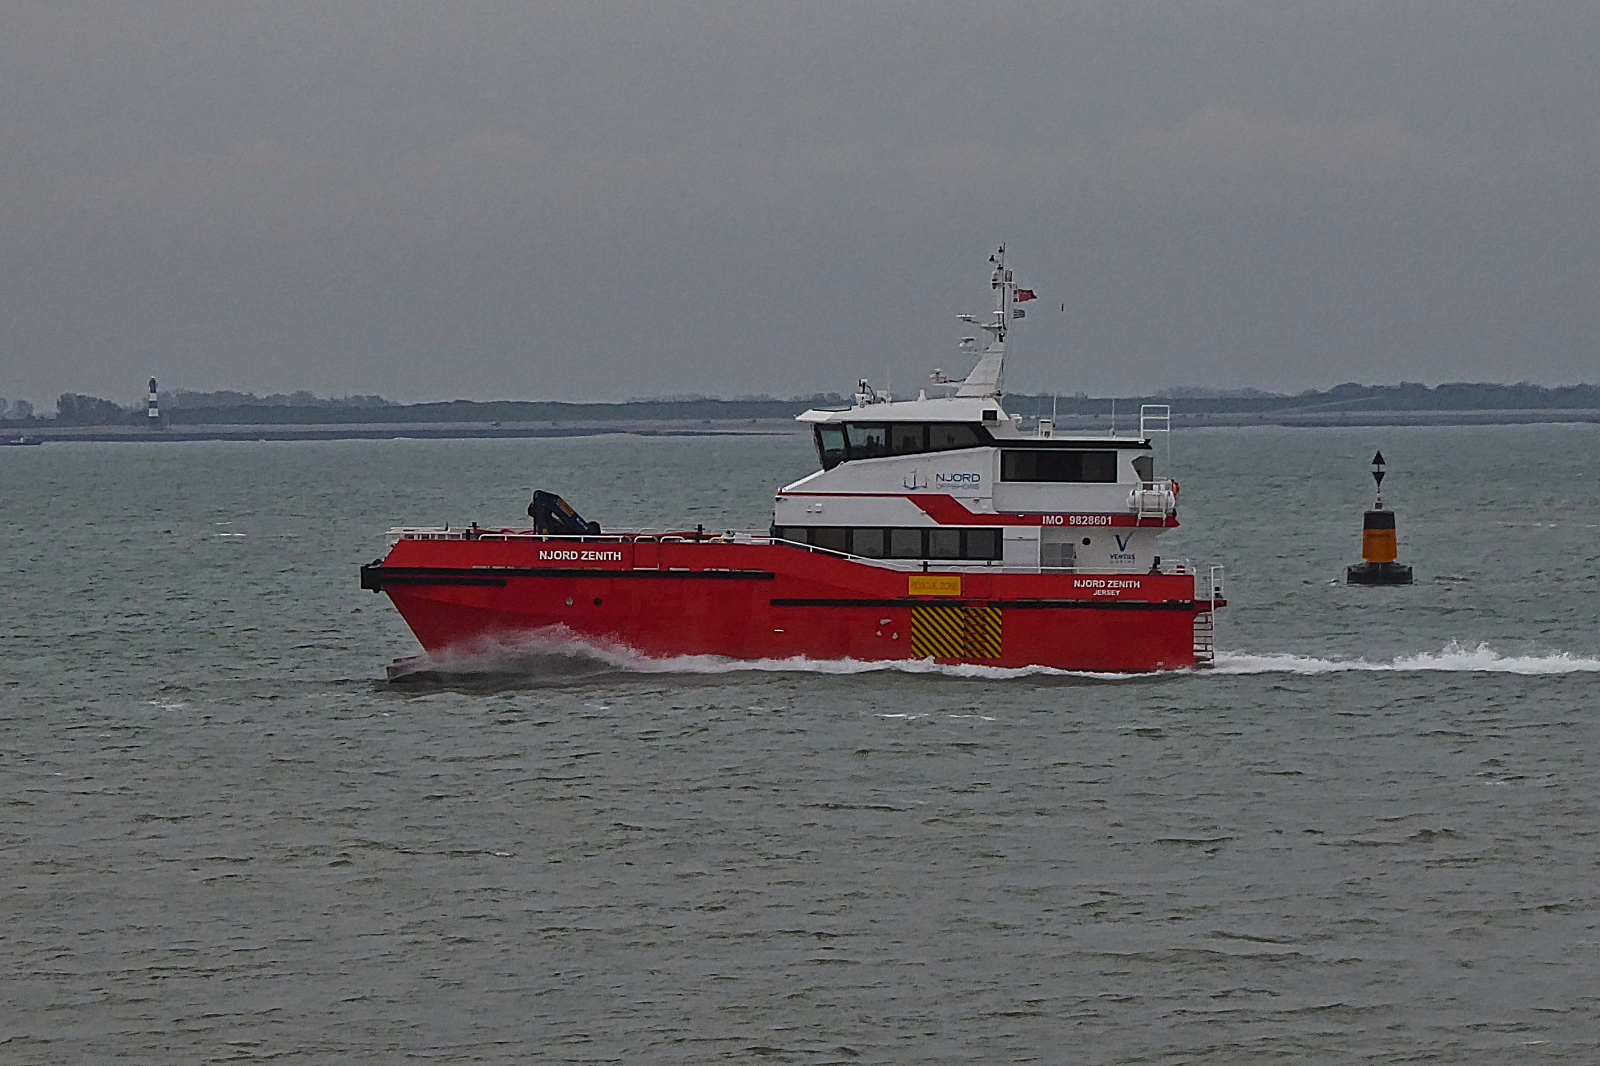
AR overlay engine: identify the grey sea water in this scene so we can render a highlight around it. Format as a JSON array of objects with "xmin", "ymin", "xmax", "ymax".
[{"xmin": 3, "ymin": 424, "xmax": 1599, "ymax": 1064}]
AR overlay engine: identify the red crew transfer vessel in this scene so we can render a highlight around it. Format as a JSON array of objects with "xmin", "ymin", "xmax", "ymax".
[{"xmin": 361, "ymin": 249, "xmax": 1225, "ymax": 673}]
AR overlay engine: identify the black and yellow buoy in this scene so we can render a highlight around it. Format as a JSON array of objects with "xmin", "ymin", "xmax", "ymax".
[{"xmin": 1346, "ymin": 451, "xmax": 1413, "ymax": 585}]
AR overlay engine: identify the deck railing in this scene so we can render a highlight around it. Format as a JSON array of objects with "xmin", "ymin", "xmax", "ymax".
[{"xmin": 387, "ymin": 526, "xmax": 1200, "ymax": 577}]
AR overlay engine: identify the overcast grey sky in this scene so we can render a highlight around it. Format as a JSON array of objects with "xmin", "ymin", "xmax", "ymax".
[{"xmin": 2, "ymin": 1, "xmax": 1596, "ymax": 404}]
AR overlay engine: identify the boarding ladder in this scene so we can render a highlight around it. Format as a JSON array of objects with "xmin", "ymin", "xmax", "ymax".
[{"xmin": 1193, "ymin": 564, "xmax": 1224, "ymax": 668}]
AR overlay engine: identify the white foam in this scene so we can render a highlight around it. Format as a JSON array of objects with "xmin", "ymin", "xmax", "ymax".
[
  {"xmin": 407, "ymin": 627, "xmax": 1132, "ymax": 681},
  {"xmin": 400, "ymin": 630, "xmax": 1600, "ymax": 682},
  {"xmin": 1214, "ymin": 642, "xmax": 1600, "ymax": 676}
]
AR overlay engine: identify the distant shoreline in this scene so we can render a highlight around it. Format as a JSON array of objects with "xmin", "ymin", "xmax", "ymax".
[
  {"xmin": 12, "ymin": 419, "xmax": 796, "ymax": 444},
  {"xmin": 10, "ymin": 408, "xmax": 1600, "ymax": 444}
]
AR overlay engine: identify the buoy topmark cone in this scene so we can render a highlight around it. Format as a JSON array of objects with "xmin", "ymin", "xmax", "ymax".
[{"xmin": 1346, "ymin": 451, "xmax": 1413, "ymax": 585}]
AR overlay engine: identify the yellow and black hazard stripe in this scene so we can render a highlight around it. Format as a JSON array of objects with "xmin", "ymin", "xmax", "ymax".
[
  {"xmin": 912, "ymin": 606, "xmax": 966, "ymax": 659},
  {"xmin": 964, "ymin": 606, "xmax": 1002, "ymax": 659},
  {"xmin": 912, "ymin": 605, "xmax": 1003, "ymax": 661}
]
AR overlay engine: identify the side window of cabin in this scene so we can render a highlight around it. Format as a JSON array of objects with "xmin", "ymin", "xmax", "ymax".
[
  {"xmin": 890, "ymin": 423, "xmax": 927, "ymax": 454},
  {"xmin": 816, "ymin": 426, "xmax": 847, "ymax": 469},
  {"xmin": 782, "ymin": 526, "xmax": 1002, "ymax": 561},
  {"xmin": 1132, "ymin": 455, "xmax": 1154, "ymax": 484},
  {"xmin": 888, "ymin": 528, "xmax": 922, "ymax": 558},
  {"xmin": 1080, "ymin": 451, "xmax": 1117, "ymax": 482},
  {"xmin": 928, "ymin": 423, "xmax": 982, "ymax": 451},
  {"xmin": 928, "ymin": 528, "xmax": 962, "ymax": 558},
  {"xmin": 811, "ymin": 527, "xmax": 849, "ymax": 554},
  {"xmin": 845, "ymin": 423, "xmax": 890, "ymax": 459},
  {"xmin": 852, "ymin": 528, "xmax": 886, "ymax": 557},
  {"xmin": 1001, "ymin": 449, "xmax": 1120, "ymax": 483},
  {"xmin": 964, "ymin": 528, "xmax": 1001, "ymax": 560},
  {"xmin": 1001, "ymin": 451, "xmax": 1035, "ymax": 480}
]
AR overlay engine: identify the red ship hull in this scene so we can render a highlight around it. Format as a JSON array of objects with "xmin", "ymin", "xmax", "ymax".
[{"xmin": 363, "ymin": 533, "xmax": 1217, "ymax": 672}]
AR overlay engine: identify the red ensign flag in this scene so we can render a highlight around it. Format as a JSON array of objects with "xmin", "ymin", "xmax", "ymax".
[{"xmin": 1014, "ymin": 288, "xmax": 1037, "ymax": 302}]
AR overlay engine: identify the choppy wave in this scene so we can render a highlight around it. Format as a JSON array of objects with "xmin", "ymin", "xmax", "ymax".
[
  {"xmin": 1215, "ymin": 642, "xmax": 1600, "ymax": 676},
  {"xmin": 389, "ymin": 632, "xmax": 1600, "ymax": 683}
]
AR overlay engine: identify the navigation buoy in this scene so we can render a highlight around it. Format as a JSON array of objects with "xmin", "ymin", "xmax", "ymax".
[{"xmin": 1346, "ymin": 451, "xmax": 1413, "ymax": 585}]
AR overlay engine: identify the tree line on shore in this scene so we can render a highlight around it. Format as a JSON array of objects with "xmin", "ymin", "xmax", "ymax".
[{"xmin": 7, "ymin": 381, "xmax": 1600, "ymax": 426}]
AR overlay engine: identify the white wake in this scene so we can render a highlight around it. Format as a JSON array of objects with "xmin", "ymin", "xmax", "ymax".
[
  {"xmin": 1214, "ymin": 642, "xmax": 1600, "ymax": 676},
  {"xmin": 399, "ymin": 633, "xmax": 1119, "ymax": 681},
  {"xmin": 391, "ymin": 632, "xmax": 1600, "ymax": 682}
]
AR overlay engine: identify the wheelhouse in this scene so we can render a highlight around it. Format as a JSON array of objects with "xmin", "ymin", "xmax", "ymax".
[{"xmin": 777, "ymin": 246, "xmax": 1182, "ymax": 578}]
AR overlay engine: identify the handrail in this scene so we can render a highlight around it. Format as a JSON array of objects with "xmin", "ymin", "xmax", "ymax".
[
  {"xmin": 1139, "ymin": 404, "xmax": 1171, "ymax": 438},
  {"xmin": 388, "ymin": 526, "xmax": 1200, "ymax": 577}
]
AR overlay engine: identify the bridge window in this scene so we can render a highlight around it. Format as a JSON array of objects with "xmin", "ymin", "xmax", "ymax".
[
  {"xmin": 815, "ymin": 426, "xmax": 847, "ymax": 469},
  {"xmin": 1001, "ymin": 449, "xmax": 1119, "ymax": 483},
  {"xmin": 929, "ymin": 423, "xmax": 984, "ymax": 451},
  {"xmin": 845, "ymin": 423, "xmax": 890, "ymax": 459},
  {"xmin": 818, "ymin": 421, "xmax": 989, "ymax": 465},
  {"xmin": 890, "ymin": 423, "xmax": 926, "ymax": 454}
]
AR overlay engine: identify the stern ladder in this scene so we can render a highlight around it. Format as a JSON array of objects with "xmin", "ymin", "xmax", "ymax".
[{"xmin": 1194, "ymin": 564, "xmax": 1224, "ymax": 668}]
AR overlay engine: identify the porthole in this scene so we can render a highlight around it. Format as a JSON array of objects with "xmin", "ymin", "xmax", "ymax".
[
  {"xmin": 1082, "ymin": 537, "xmax": 1091, "ymax": 546},
  {"xmin": 565, "ymin": 597, "xmax": 574, "ymax": 606},
  {"xmin": 593, "ymin": 597, "xmax": 602, "ymax": 606}
]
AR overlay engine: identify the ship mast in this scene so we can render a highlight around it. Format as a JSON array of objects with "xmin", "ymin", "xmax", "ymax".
[
  {"xmin": 994, "ymin": 244, "xmax": 1010, "ymax": 345},
  {"xmin": 954, "ymin": 245, "xmax": 1019, "ymax": 398}
]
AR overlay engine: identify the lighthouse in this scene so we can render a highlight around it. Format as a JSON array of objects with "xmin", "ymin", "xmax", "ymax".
[
  {"xmin": 146, "ymin": 377, "xmax": 161, "ymax": 427},
  {"xmin": 1346, "ymin": 451, "xmax": 1413, "ymax": 585}
]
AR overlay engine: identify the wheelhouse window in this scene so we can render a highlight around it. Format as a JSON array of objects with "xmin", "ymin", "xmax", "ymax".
[
  {"xmin": 890, "ymin": 423, "xmax": 926, "ymax": 454},
  {"xmin": 1001, "ymin": 449, "xmax": 1119, "ymax": 483},
  {"xmin": 928, "ymin": 423, "xmax": 984, "ymax": 451},
  {"xmin": 815, "ymin": 426, "xmax": 847, "ymax": 469},
  {"xmin": 845, "ymin": 423, "xmax": 890, "ymax": 459},
  {"xmin": 816, "ymin": 421, "xmax": 990, "ymax": 465}
]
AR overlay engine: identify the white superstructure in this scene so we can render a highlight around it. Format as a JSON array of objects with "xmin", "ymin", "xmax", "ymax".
[{"xmin": 773, "ymin": 247, "xmax": 1179, "ymax": 574}]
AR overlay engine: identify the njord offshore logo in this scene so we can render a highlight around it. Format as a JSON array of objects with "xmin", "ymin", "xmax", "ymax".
[{"xmin": 902, "ymin": 470, "xmax": 983, "ymax": 491}]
